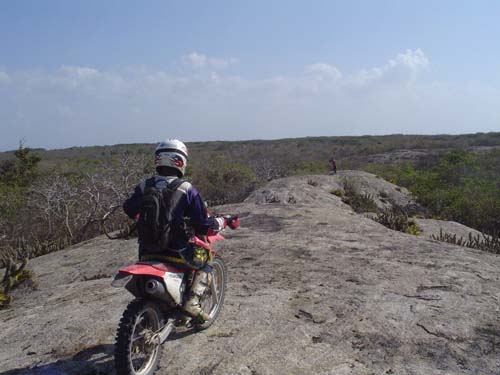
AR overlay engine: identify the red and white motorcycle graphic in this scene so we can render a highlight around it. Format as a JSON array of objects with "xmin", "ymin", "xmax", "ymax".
[{"xmin": 111, "ymin": 216, "xmax": 239, "ymax": 375}]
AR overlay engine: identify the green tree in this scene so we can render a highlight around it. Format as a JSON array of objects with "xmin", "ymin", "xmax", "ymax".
[
  {"xmin": 192, "ymin": 156, "xmax": 257, "ymax": 205},
  {"xmin": 370, "ymin": 149, "xmax": 500, "ymax": 234},
  {"xmin": 0, "ymin": 142, "xmax": 41, "ymax": 187}
]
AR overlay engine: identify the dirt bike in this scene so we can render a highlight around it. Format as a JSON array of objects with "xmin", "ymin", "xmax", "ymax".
[{"xmin": 111, "ymin": 215, "xmax": 239, "ymax": 375}]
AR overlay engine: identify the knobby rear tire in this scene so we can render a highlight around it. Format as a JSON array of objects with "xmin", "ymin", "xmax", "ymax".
[{"xmin": 115, "ymin": 299, "xmax": 164, "ymax": 375}]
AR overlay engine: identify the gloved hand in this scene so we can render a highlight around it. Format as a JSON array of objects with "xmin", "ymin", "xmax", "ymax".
[{"xmin": 225, "ymin": 215, "xmax": 240, "ymax": 230}]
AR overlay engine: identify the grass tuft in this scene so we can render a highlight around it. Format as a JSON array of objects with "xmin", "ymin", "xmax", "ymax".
[{"xmin": 431, "ymin": 229, "xmax": 500, "ymax": 254}]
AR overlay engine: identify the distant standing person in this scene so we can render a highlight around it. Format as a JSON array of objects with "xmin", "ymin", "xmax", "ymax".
[{"xmin": 329, "ymin": 157, "xmax": 337, "ymax": 174}]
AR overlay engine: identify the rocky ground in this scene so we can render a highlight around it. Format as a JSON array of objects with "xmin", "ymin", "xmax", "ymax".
[{"xmin": 1, "ymin": 172, "xmax": 499, "ymax": 375}]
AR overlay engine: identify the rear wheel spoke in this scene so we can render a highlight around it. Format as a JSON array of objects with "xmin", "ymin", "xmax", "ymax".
[{"xmin": 130, "ymin": 306, "xmax": 161, "ymax": 373}]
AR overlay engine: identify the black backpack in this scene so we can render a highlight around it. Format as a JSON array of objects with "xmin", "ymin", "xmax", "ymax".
[{"xmin": 137, "ymin": 177, "xmax": 184, "ymax": 249}]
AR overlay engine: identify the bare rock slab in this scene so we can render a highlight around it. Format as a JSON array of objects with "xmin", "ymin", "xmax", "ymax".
[{"xmin": 1, "ymin": 175, "xmax": 500, "ymax": 374}]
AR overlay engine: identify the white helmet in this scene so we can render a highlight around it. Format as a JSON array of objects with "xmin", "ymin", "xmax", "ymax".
[{"xmin": 154, "ymin": 139, "xmax": 189, "ymax": 177}]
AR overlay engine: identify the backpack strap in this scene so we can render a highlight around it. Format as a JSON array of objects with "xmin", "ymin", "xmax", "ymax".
[
  {"xmin": 144, "ymin": 177, "xmax": 156, "ymax": 189},
  {"xmin": 162, "ymin": 178, "xmax": 184, "ymax": 217},
  {"xmin": 166, "ymin": 178, "xmax": 185, "ymax": 192}
]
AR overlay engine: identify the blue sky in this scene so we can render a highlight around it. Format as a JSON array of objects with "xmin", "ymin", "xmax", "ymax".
[{"xmin": 0, "ymin": 0, "xmax": 499, "ymax": 150}]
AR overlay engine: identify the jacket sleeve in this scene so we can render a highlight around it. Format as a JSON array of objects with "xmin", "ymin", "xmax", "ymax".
[
  {"xmin": 123, "ymin": 185, "xmax": 143, "ymax": 219},
  {"xmin": 186, "ymin": 187, "xmax": 215, "ymax": 235}
]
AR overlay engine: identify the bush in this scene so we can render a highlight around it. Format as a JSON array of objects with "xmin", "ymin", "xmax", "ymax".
[
  {"xmin": 341, "ymin": 178, "xmax": 378, "ymax": 213},
  {"xmin": 0, "ymin": 150, "xmax": 148, "ymax": 263},
  {"xmin": 1, "ymin": 258, "xmax": 35, "ymax": 309},
  {"xmin": 376, "ymin": 205, "xmax": 421, "ymax": 235},
  {"xmin": 0, "ymin": 142, "xmax": 41, "ymax": 187},
  {"xmin": 364, "ymin": 149, "xmax": 500, "ymax": 235},
  {"xmin": 192, "ymin": 156, "xmax": 258, "ymax": 205},
  {"xmin": 431, "ymin": 229, "xmax": 500, "ymax": 254},
  {"xmin": 290, "ymin": 161, "xmax": 329, "ymax": 175}
]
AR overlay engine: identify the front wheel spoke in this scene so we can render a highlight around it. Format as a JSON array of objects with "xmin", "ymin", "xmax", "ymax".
[
  {"xmin": 211, "ymin": 277, "xmax": 218, "ymax": 294},
  {"xmin": 210, "ymin": 280, "xmax": 218, "ymax": 307}
]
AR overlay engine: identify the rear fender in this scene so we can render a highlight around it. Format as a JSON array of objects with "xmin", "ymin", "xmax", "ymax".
[
  {"xmin": 115, "ymin": 262, "xmax": 187, "ymax": 305},
  {"xmin": 118, "ymin": 262, "xmax": 184, "ymax": 277}
]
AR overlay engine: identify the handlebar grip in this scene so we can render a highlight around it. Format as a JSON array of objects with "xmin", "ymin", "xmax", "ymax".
[{"xmin": 227, "ymin": 216, "xmax": 240, "ymax": 230}]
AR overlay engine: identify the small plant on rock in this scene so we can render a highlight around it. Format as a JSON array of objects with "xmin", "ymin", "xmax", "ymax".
[
  {"xmin": 0, "ymin": 257, "xmax": 34, "ymax": 309},
  {"xmin": 330, "ymin": 189, "xmax": 344, "ymax": 197},
  {"xmin": 341, "ymin": 178, "xmax": 378, "ymax": 213},
  {"xmin": 376, "ymin": 205, "xmax": 421, "ymax": 235},
  {"xmin": 431, "ymin": 229, "xmax": 500, "ymax": 254}
]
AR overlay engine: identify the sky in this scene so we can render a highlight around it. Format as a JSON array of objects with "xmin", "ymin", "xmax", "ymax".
[{"xmin": 0, "ymin": 0, "xmax": 499, "ymax": 150}]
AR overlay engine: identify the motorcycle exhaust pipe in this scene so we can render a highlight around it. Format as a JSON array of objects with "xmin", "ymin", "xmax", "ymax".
[
  {"xmin": 144, "ymin": 278, "xmax": 176, "ymax": 306},
  {"xmin": 145, "ymin": 279, "xmax": 168, "ymax": 298}
]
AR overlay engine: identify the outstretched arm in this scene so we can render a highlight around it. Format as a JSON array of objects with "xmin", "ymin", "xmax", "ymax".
[
  {"xmin": 187, "ymin": 192, "xmax": 239, "ymax": 235},
  {"xmin": 186, "ymin": 188, "xmax": 217, "ymax": 235}
]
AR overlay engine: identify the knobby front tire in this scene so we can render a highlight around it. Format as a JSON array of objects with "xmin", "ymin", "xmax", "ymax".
[{"xmin": 197, "ymin": 257, "xmax": 227, "ymax": 330}]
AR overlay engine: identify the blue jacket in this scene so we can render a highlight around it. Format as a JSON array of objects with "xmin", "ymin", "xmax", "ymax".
[{"xmin": 123, "ymin": 175, "xmax": 214, "ymax": 250}]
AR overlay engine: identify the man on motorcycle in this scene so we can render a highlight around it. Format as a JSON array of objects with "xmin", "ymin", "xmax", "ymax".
[{"xmin": 123, "ymin": 139, "xmax": 225, "ymax": 322}]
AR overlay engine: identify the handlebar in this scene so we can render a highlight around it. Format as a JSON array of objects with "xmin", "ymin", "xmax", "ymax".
[{"xmin": 221, "ymin": 215, "xmax": 240, "ymax": 230}]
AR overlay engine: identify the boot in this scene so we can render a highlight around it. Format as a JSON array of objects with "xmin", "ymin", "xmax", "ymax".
[{"xmin": 184, "ymin": 269, "xmax": 210, "ymax": 322}]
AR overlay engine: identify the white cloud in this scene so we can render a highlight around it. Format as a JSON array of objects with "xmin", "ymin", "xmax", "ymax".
[
  {"xmin": 208, "ymin": 57, "xmax": 239, "ymax": 70},
  {"xmin": 351, "ymin": 48, "xmax": 429, "ymax": 86},
  {"xmin": 303, "ymin": 63, "xmax": 343, "ymax": 93},
  {"xmin": 390, "ymin": 48, "xmax": 429, "ymax": 70},
  {"xmin": 60, "ymin": 65, "xmax": 99, "ymax": 78},
  {"xmin": 183, "ymin": 52, "xmax": 207, "ymax": 68},
  {"xmin": 0, "ymin": 49, "xmax": 498, "ymax": 150},
  {"xmin": 305, "ymin": 63, "xmax": 342, "ymax": 81},
  {"xmin": 182, "ymin": 52, "xmax": 238, "ymax": 70}
]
